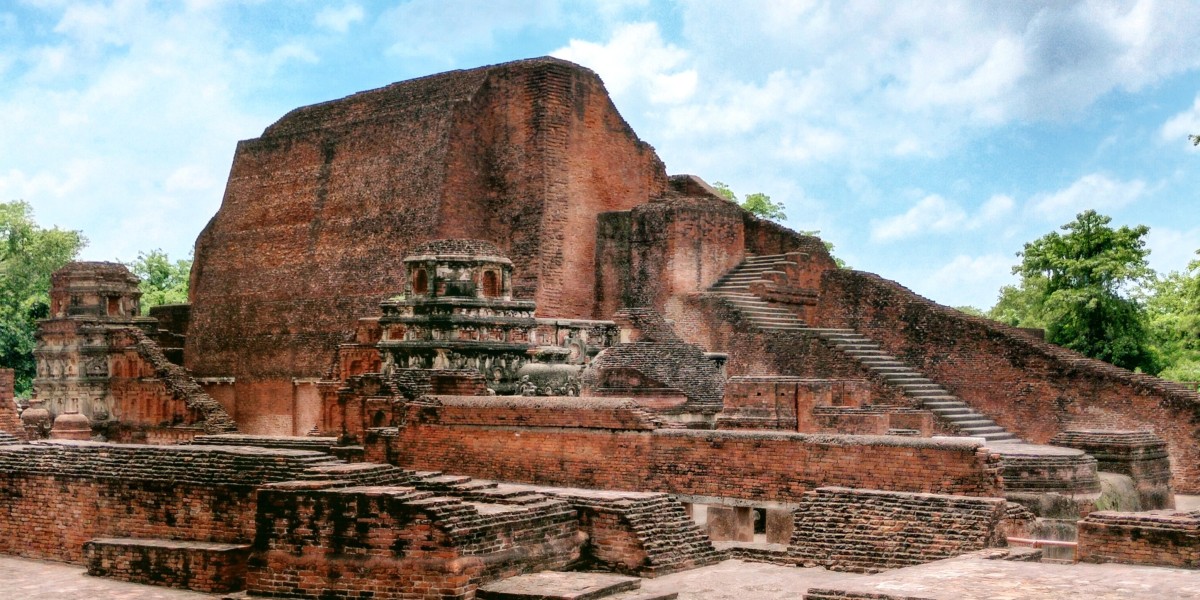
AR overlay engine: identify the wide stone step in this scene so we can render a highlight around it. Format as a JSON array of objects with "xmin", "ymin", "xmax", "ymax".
[
  {"xmin": 865, "ymin": 366, "xmax": 913, "ymax": 374},
  {"xmin": 961, "ymin": 425, "xmax": 1004, "ymax": 435},
  {"xmin": 930, "ymin": 407, "xmax": 973, "ymax": 416},
  {"xmin": 951, "ymin": 419, "xmax": 998, "ymax": 428},
  {"xmin": 881, "ymin": 375, "xmax": 932, "ymax": 384},
  {"xmin": 903, "ymin": 389, "xmax": 951, "ymax": 397},
  {"xmin": 749, "ymin": 316, "xmax": 804, "ymax": 324},
  {"xmin": 981, "ymin": 433, "xmax": 1021, "ymax": 442},
  {"xmin": 826, "ymin": 337, "xmax": 872, "ymax": 345},
  {"xmin": 857, "ymin": 359, "xmax": 906, "ymax": 367},
  {"xmin": 478, "ymin": 572, "xmax": 643, "ymax": 600},
  {"xmin": 807, "ymin": 328, "xmax": 856, "ymax": 335}
]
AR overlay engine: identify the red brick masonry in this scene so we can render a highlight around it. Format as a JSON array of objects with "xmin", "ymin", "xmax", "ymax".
[
  {"xmin": 375, "ymin": 396, "xmax": 1004, "ymax": 503},
  {"xmin": 1077, "ymin": 509, "xmax": 1200, "ymax": 569}
]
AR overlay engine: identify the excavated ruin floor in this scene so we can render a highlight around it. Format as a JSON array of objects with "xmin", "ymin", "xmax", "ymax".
[{"xmin": 5, "ymin": 553, "xmax": 1199, "ymax": 600}]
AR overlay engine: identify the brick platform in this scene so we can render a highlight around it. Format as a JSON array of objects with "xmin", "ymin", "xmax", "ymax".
[
  {"xmin": 788, "ymin": 487, "xmax": 1007, "ymax": 573},
  {"xmin": 1077, "ymin": 509, "xmax": 1200, "ymax": 568},
  {"xmin": 83, "ymin": 537, "xmax": 250, "ymax": 593}
]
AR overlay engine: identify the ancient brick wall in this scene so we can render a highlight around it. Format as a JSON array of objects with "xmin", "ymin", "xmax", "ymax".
[
  {"xmin": 187, "ymin": 58, "xmax": 666, "ymax": 434},
  {"xmin": 0, "ymin": 442, "xmax": 337, "ymax": 563},
  {"xmin": 380, "ymin": 398, "xmax": 1003, "ymax": 503},
  {"xmin": 717, "ymin": 377, "xmax": 874, "ymax": 431},
  {"xmin": 1077, "ymin": 510, "xmax": 1200, "ymax": 568},
  {"xmin": 594, "ymin": 190, "xmax": 746, "ymax": 318},
  {"xmin": 1050, "ymin": 430, "xmax": 1174, "ymax": 510},
  {"xmin": 0, "ymin": 369, "xmax": 22, "ymax": 440},
  {"xmin": 83, "ymin": 538, "xmax": 250, "ymax": 593},
  {"xmin": 104, "ymin": 327, "xmax": 236, "ymax": 439},
  {"xmin": 247, "ymin": 482, "xmax": 583, "ymax": 600},
  {"xmin": 811, "ymin": 269, "xmax": 1200, "ymax": 493},
  {"xmin": 668, "ymin": 295, "xmax": 909, "ymax": 406},
  {"xmin": 789, "ymin": 487, "xmax": 1007, "ymax": 573}
]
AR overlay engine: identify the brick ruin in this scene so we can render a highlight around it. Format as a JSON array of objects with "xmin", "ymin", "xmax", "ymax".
[{"xmin": 3, "ymin": 56, "xmax": 1198, "ymax": 597}]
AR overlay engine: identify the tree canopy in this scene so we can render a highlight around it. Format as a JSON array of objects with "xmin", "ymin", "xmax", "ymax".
[
  {"xmin": 989, "ymin": 210, "xmax": 1159, "ymax": 373},
  {"xmin": 128, "ymin": 249, "xmax": 192, "ymax": 311},
  {"xmin": 0, "ymin": 201, "xmax": 86, "ymax": 396},
  {"xmin": 1143, "ymin": 253, "xmax": 1200, "ymax": 381},
  {"xmin": 711, "ymin": 181, "xmax": 788, "ymax": 221}
]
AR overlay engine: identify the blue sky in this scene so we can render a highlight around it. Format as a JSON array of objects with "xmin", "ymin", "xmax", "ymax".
[{"xmin": 3, "ymin": 1, "xmax": 1198, "ymax": 309}]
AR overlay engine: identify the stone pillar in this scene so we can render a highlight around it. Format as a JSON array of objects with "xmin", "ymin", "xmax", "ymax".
[
  {"xmin": 707, "ymin": 506, "xmax": 754, "ymax": 542},
  {"xmin": 765, "ymin": 508, "xmax": 794, "ymax": 544}
]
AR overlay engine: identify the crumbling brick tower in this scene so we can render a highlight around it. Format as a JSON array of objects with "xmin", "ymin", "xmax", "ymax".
[{"xmin": 187, "ymin": 58, "xmax": 668, "ymax": 434}]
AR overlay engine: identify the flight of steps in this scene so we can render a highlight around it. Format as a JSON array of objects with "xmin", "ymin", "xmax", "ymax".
[
  {"xmin": 707, "ymin": 256, "xmax": 1020, "ymax": 444},
  {"xmin": 708, "ymin": 254, "xmax": 807, "ymax": 332},
  {"xmin": 409, "ymin": 472, "xmax": 723, "ymax": 576},
  {"xmin": 808, "ymin": 328, "xmax": 1019, "ymax": 443}
]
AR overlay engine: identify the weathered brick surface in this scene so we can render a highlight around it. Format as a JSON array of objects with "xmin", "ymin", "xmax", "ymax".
[
  {"xmin": 1077, "ymin": 509, "xmax": 1200, "ymax": 568},
  {"xmin": 804, "ymin": 590, "xmax": 934, "ymax": 600},
  {"xmin": 550, "ymin": 489, "xmax": 723, "ymax": 577},
  {"xmin": 187, "ymin": 57, "xmax": 667, "ymax": 434},
  {"xmin": 789, "ymin": 487, "xmax": 1007, "ymax": 573},
  {"xmin": 83, "ymin": 537, "xmax": 250, "ymax": 593},
  {"xmin": 718, "ymin": 377, "xmax": 874, "ymax": 431},
  {"xmin": 0, "ymin": 369, "xmax": 22, "ymax": 440},
  {"xmin": 810, "ymin": 269, "xmax": 1200, "ymax": 492},
  {"xmin": 378, "ymin": 399, "xmax": 1003, "ymax": 503},
  {"xmin": 247, "ymin": 482, "xmax": 584, "ymax": 599},
  {"xmin": 1050, "ymin": 430, "xmax": 1174, "ymax": 510},
  {"xmin": 667, "ymin": 296, "xmax": 910, "ymax": 408},
  {"xmin": 0, "ymin": 441, "xmax": 339, "ymax": 563}
]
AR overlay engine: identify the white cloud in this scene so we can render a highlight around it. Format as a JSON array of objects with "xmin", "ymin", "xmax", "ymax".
[
  {"xmin": 978, "ymin": 194, "xmax": 1015, "ymax": 223},
  {"xmin": 314, "ymin": 3, "xmax": 363, "ymax": 34},
  {"xmin": 381, "ymin": 0, "xmax": 560, "ymax": 62},
  {"xmin": 928, "ymin": 253, "xmax": 1015, "ymax": 287},
  {"xmin": 1161, "ymin": 94, "xmax": 1200, "ymax": 150},
  {"xmin": 1027, "ymin": 173, "xmax": 1147, "ymax": 222},
  {"xmin": 553, "ymin": 22, "xmax": 696, "ymax": 105},
  {"xmin": 871, "ymin": 195, "xmax": 967, "ymax": 243},
  {"xmin": 0, "ymin": 2, "xmax": 280, "ymax": 263},
  {"xmin": 870, "ymin": 193, "xmax": 1013, "ymax": 243},
  {"xmin": 1146, "ymin": 226, "xmax": 1200, "ymax": 275}
]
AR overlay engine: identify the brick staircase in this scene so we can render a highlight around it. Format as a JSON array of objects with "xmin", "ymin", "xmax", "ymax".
[
  {"xmin": 709, "ymin": 254, "xmax": 808, "ymax": 332},
  {"xmin": 409, "ymin": 472, "xmax": 723, "ymax": 576},
  {"xmin": 708, "ymin": 256, "xmax": 1020, "ymax": 443},
  {"xmin": 565, "ymin": 491, "xmax": 726, "ymax": 576}
]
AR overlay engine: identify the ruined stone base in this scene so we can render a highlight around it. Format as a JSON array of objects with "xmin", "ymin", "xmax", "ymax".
[
  {"xmin": 83, "ymin": 537, "xmax": 250, "ymax": 593},
  {"xmin": 1078, "ymin": 509, "xmax": 1200, "ymax": 568}
]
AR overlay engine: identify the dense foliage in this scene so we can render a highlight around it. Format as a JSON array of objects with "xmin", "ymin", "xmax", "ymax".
[
  {"xmin": 0, "ymin": 201, "xmax": 86, "ymax": 396},
  {"xmin": 128, "ymin": 249, "xmax": 192, "ymax": 311},
  {"xmin": 712, "ymin": 181, "xmax": 788, "ymax": 221},
  {"xmin": 987, "ymin": 210, "xmax": 1200, "ymax": 379}
]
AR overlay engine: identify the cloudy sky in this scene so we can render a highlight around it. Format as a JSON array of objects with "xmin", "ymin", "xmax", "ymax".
[{"xmin": 3, "ymin": 1, "xmax": 1199, "ymax": 309}]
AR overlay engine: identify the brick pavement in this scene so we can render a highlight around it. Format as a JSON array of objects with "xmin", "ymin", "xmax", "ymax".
[{"xmin": 5, "ymin": 553, "xmax": 1199, "ymax": 600}]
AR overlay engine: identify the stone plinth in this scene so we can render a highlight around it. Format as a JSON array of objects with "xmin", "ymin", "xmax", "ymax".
[
  {"xmin": 994, "ymin": 443, "xmax": 1101, "ymax": 518},
  {"xmin": 1077, "ymin": 509, "xmax": 1200, "ymax": 569},
  {"xmin": 83, "ymin": 537, "xmax": 251, "ymax": 593},
  {"xmin": 1050, "ymin": 430, "xmax": 1174, "ymax": 510},
  {"xmin": 789, "ymin": 487, "xmax": 1007, "ymax": 574},
  {"xmin": 707, "ymin": 506, "xmax": 755, "ymax": 542}
]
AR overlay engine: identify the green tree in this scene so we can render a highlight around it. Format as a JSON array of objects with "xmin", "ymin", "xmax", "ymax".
[
  {"xmin": 954, "ymin": 305, "xmax": 986, "ymax": 317},
  {"xmin": 0, "ymin": 201, "xmax": 86, "ymax": 396},
  {"xmin": 712, "ymin": 181, "xmax": 787, "ymax": 221},
  {"xmin": 128, "ymin": 249, "xmax": 192, "ymax": 311},
  {"xmin": 1143, "ymin": 252, "xmax": 1200, "ymax": 382},
  {"xmin": 1001, "ymin": 210, "xmax": 1158, "ymax": 372}
]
